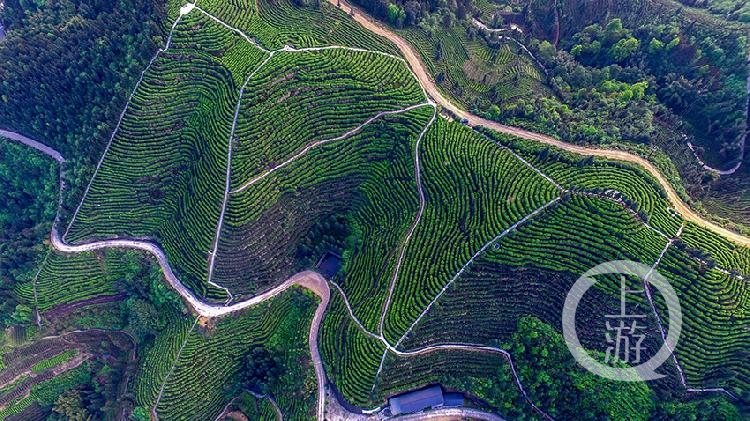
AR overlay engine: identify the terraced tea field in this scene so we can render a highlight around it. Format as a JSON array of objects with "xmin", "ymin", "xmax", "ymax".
[
  {"xmin": 0, "ymin": 331, "xmax": 134, "ymax": 419},
  {"xmin": 139, "ymin": 291, "xmax": 317, "ymax": 420},
  {"xmin": 1, "ymin": 0, "xmax": 749, "ymax": 419},
  {"xmin": 216, "ymin": 106, "xmax": 433, "ymax": 297}
]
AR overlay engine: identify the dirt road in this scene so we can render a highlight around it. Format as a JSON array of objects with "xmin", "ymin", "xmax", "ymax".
[
  {"xmin": 5, "ymin": 4, "xmax": 747, "ymax": 417},
  {"xmin": 1, "ymin": 129, "xmax": 65, "ymax": 162},
  {"xmin": 328, "ymin": 0, "xmax": 750, "ymax": 247},
  {"xmin": 295, "ymin": 273, "xmax": 330, "ymax": 421}
]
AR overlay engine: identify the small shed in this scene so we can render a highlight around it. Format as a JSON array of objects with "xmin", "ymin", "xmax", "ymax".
[{"xmin": 388, "ymin": 385, "xmax": 444, "ymax": 415}]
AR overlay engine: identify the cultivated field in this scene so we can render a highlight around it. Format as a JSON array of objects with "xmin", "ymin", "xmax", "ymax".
[{"xmin": 1, "ymin": 0, "xmax": 748, "ymax": 419}]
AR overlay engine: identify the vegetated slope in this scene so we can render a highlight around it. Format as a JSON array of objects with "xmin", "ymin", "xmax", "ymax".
[
  {"xmin": 65, "ymin": 12, "xmax": 268, "ymax": 301},
  {"xmin": 477, "ymin": 177, "xmax": 747, "ymax": 395},
  {"xmin": 318, "ymin": 112, "xmax": 429, "ymax": 333},
  {"xmin": 484, "ymin": 129, "xmax": 684, "ymax": 237},
  {"xmin": 215, "ymin": 107, "xmax": 432, "ymax": 297},
  {"xmin": 63, "ymin": 6, "xmax": 428, "ymax": 301},
  {"xmin": 397, "ymin": 264, "xmax": 658, "ymax": 353},
  {"xmin": 12, "ymin": 248, "xmax": 181, "ymax": 333},
  {"xmin": 137, "ymin": 290, "xmax": 317, "ymax": 420},
  {"xmin": 228, "ymin": 48, "xmax": 425, "ymax": 189},
  {"xmin": 394, "ymin": 197, "xmax": 748, "ymax": 394},
  {"xmin": 14, "ymin": 251, "xmax": 121, "ymax": 314},
  {"xmin": 386, "ymin": 199, "xmax": 747, "ymax": 415},
  {"xmin": 199, "ymin": 0, "xmax": 400, "ymax": 53},
  {"xmin": 377, "ymin": 349, "xmax": 532, "ymax": 417},
  {"xmin": 505, "ymin": 0, "xmax": 750, "ymax": 231},
  {"xmin": 228, "ymin": 395, "xmax": 276, "ymax": 419},
  {"xmin": 0, "ymin": 330, "xmax": 135, "ymax": 420},
  {"xmin": 0, "ymin": 0, "xmax": 164, "ymax": 197},
  {"xmin": 681, "ymin": 222, "xmax": 750, "ymax": 273},
  {"xmin": 133, "ymin": 314, "xmax": 195, "ymax": 412},
  {"xmin": 675, "ymin": 0, "xmax": 750, "ymax": 22},
  {"xmin": 372, "ymin": 196, "xmax": 676, "ymax": 415},
  {"xmin": 321, "ymin": 291, "xmax": 387, "ymax": 406},
  {"xmin": 4, "ymin": 0, "xmax": 750, "ymax": 418},
  {"xmin": 0, "ymin": 142, "xmax": 58, "ymax": 328},
  {"xmin": 700, "ymin": 186, "xmax": 750, "ymax": 236},
  {"xmin": 499, "ymin": 317, "xmax": 663, "ymax": 420},
  {"xmin": 381, "ymin": 316, "xmax": 665, "ymax": 420},
  {"xmin": 492, "ymin": 0, "xmax": 748, "ymax": 167},
  {"xmin": 320, "ymin": 121, "xmax": 747, "ymax": 413},
  {"xmin": 397, "ymin": 194, "xmax": 668, "ymax": 348},
  {"xmin": 396, "ymin": 21, "xmax": 547, "ymax": 109},
  {"xmin": 381, "ymin": 0, "xmax": 750, "ymax": 230},
  {"xmin": 380, "ymin": 118, "xmax": 559, "ymax": 343},
  {"xmin": 656, "ymin": 246, "xmax": 750, "ymax": 391}
]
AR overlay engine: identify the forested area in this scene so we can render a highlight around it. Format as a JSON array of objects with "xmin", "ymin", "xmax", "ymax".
[
  {"xmin": 1, "ymin": 0, "xmax": 748, "ymax": 418},
  {"xmin": 487, "ymin": 5, "xmax": 748, "ymax": 169},
  {"xmin": 521, "ymin": 0, "xmax": 750, "ymax": 231},
  {"xmin": 0, "ymin": 4, "xmax": 186, "ymax": 414},
  {"xmin": 0, "ymin": 332, "xmax": 136, "ymax": 420},
  {"xmin": 0, "ymin": 0, "xmax": 165, "ymax": 209},
  {"xmin": 0, "ymin": 249, "xmax": 189, "ymax": 419},
  {"xmin": 440, "ymin": 0, "xmax": 750, "ymax": 229},
  {"xmin": 328, "ymin": 0, "xmax": 750, "ymax": 229},
  {"xmin": 341, "ymin": 0, "xmax": 748, "ymax": 171},
  {"xmin": 504, "ymin": 317, "xmax": 742, "ymax": 420},
  {"xmin": 476, "ymin": 0, "xmax": 747, "ymax": 168},
  {"xmin": 0, "ymin": 0, "xmax": 166, "ymax": 324},
  {"xmin": 0, "ymin": 143, "xmax": 57, "ymax": 329},
  {"xmin": 350, "ymin": 0, "xmax": 748, "ymax": 174}
]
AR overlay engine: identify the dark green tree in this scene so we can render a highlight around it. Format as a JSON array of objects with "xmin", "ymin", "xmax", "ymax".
[{"xmin": 240, "ymin": 347, "xmax": 285, "ymax": 395}]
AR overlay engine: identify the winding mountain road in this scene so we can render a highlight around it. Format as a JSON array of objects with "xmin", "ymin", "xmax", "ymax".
[
  {"xmin": 52, "ymin": 218, "xmax": 331, "ymax": 418},
  {"xmin": 0, "ymin": 125, "xmax": 338, "ymax": 414},
  {"xmin": 3, "ymin": 2, "xmax": 750, "ymax": 419},
  {"xmin": 328, "ymin": 0, "xmax": 750, "ymax": 248},
  {"xmin": 0, "ymin": 7, "xmax": 517, "ymax": 418},
  {"xmin": 3, "ymin": 110, "xmax": 529, "ymax": 421}
]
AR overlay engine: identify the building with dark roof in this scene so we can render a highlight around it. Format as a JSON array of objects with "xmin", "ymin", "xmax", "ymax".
[{"xmin": 388, "ymin": 385, "xmax": 444, "ymax": 415}]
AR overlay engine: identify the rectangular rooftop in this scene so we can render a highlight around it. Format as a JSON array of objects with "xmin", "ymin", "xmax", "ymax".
[{"xmin": 388, "ymin": 385, "xmax": 444, "ymax": 415}]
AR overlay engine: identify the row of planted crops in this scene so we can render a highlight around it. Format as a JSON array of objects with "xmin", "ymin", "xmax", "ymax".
[
  {"xmin": 65, "ymin": 8, "xmax": 426, "ymax": 302},
  {"xmin": 321, "ymin": 123, "xmax": 749, "ymax": 409},
  {"xmin": 379, "ymin": 119, "xmax": 559, "ymax": 343},
  {"xmin": 16, "ymin": 0, "xmax": 749, "ymax": 417},
  {"xmin": 135, "ymin": 290, "xmax": 316, "ymax": 420},
  {"xmin": 198, "ymin": 0, "xmax": 400, "ymax": 53},
  {"xmin": 15, "ymin": 251, "xmax": 129, "ymax": 313},
  {"xmin": 217, "ymin": 106, "xmax": 431, "ymax": 297},
  {"xmin": 63, "ymin": 12, "xmax": 261, "ymax": 301},
  {"xmin": 0, "ymin": 331, "xmax": 133, "ymax": 420}
]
